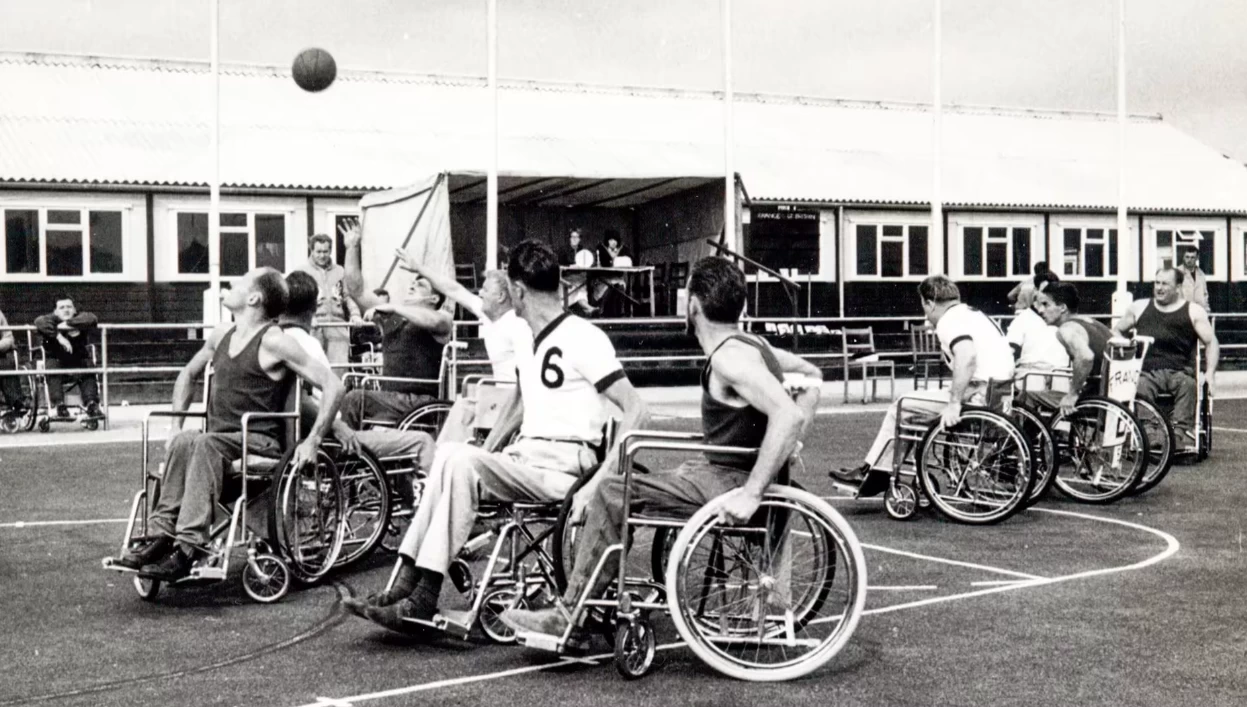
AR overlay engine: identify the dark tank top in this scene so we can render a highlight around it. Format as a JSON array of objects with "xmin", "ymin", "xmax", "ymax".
[
  {"xmin": 1070, "ymin": 317, "xmax": 1114, "ymax": 391},
  {"xmin": 377, "ymin": 312, "xmax": 444, "ymax": 395},
  {"xmin": 1135, "ymin": 301, "xmax": 1196, "ymax": 372},
  {"xmin": 207, "ymin": 323, "xmax": 292, "ymax": 442},
  {"xmin": 700, "ymin": 334, "xmax": 785, "ymax": 470}
]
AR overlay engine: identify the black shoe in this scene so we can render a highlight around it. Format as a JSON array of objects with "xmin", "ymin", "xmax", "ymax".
[
  {"xmin": 56, "ymin": 405, "xmax": 70, "ymax": 419},
  {"xmin": 363, "ymin": 590, "xmax": 439, "ymax": 633},
  {"xmin": 140, "ymin": 546, "xmax": 197, "ymax": 581},
  {"xmin": 85, "ymin": 402, "xmax": 102, "ymax": 418},
  {"xmin": 113, "ymin": 536, "xmax": 174, "ymax": 570},
  {"xmin": 830, "ymin": 463, "xmax": 870, "ymax": 485}
]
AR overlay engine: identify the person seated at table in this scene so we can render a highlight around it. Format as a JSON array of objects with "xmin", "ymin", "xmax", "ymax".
[
  {"xmin": 558, "ymin": 228, "xmax": 597, "ymax": 317},
  {"xmin": 338, "ymin": 221, "xmax": 452, "ymax": 430},
  {"xmin": 593, "ymin": 230, "xmax": 634, "ymax": 317}
]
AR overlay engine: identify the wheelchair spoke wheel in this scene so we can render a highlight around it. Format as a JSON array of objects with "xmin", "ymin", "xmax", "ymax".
[
  {"xmin": 242, "ymin": 553, "xmax": 290, "ymax": 603},
  {"xmin": 276, "ymin": 450, "xmax": 345, "ymax": 584},
  {"xmin": 327, "ymin": 445, "xmax": 390, "ymax": 569},
  {"xmin": 478, "ymin": 586, "xmax": 526, "ymax": 644},
  {"xmin": 917, "ymin": 410, "xmax": 1032, "ymax": 524},
  {"xmin": 614, "ymin": 618, "xmax": 657, "ymax": 680},
  {"xmin": 1130, "ymin": 399, "xmax": 1174, "ymax": 495},
  {"xmin": 133, "ymin": 575, "xmax": 161, "ymax": 601},
  {"xmin": 1052, "ymin": 398, "xmax": 1146, "ymax": 504},
  {"xmin": 1012, "ymin": 405, "xmax": 1056, "ymax": 505},
  {"xmin": 884, "ymin": 481, "xmax": 918, "ymax": 520},
  {"xmin": 666, "ymin": 486, "xmax": 866, "ymax": 682}
]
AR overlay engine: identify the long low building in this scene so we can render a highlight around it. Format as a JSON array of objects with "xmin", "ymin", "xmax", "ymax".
[{"xmin": 2, "ymin": 51, "xmax": 1247, "ymax": 325}]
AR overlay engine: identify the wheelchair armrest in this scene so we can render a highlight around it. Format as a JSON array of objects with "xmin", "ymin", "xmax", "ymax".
[{"xmin": 145, "ymin": 409, "xmax": 208, "ymax": 423}]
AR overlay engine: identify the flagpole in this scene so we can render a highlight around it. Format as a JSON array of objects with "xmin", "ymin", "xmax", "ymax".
[
  {"xmin": 208, "ymin": 0, "xmax": 222, "ymax": 323},
  {"xmin": 486, "ymin": 0, "xmax": 499, "ymax": 269},
  {"xmin": 722, "ymin": 0, "xmax": 735, "ymax": 253},
  {"xmin": 931, "ymin": 0, "xmax": 943, "ymax": 261},
  {"xmin": 1113, "ymin": 0, "xmax": 1130, "ymax": 312}
]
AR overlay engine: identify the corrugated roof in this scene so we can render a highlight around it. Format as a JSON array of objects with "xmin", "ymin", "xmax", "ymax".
[{"xmin": 2, "ymin": 51, "xmax": 1245, "ymax": 213}]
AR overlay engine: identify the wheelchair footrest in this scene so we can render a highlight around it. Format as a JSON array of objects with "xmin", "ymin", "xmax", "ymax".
[
  {"xmin": 514, "ymin": 630, "xmax": 590, "ymax": 654},
  {"xmin": 190, "ymin": 566, "xmax": 227, "ymax": 581},
  {"xmin": 431, "ymin": 612, "xmax": 473, "ymax": 640}
]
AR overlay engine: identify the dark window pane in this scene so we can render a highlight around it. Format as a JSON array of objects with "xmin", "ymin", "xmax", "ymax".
[
  {"xmin": 1063, "ymin": 228, "xmax": 1081, "ymax": 276},
  {"xmin": 255, "ymin": 214, "xmax": 285, "ymax": 271},
  {"xmin": 856, "ymin": 225, "xmax": 877, "ymax": 276},
  {"xmin": 178, "ymin": 213, "xmax": 209, "ymax": 274},
  {"xmin": 1086, "ymin": 228, "xmax": 1104, "ymax": 241},
  {"xmin": 881, "ymin": 241, "xmax": 904, "ymax": 277},
  {"xmin": 1108, "ymin": 229, "xmax": 1118, "ymax": 276},
  {"xmin": 5, "ymin": 210, "xmax": 39, "ymax": 273},
  {"xmin": 1012, "ymin": 228, "xmax": 1030, "ymax": 275},
  {"xmin": 89, "ymin": 211, "xmax": 123, "ymax": 274},
  {"xmin": 1086, "ymin": 242, "xmax": 1104, "ymax": 278},
  {"xmin": 1198, "ymin": 230, "xmax": 1214, "ymax": 273},
  {"xmin": 744, "ymin": 206, "xmax": 821, "ymax": 275},
  {"xmin": 46, "ymin": 230, "xmax": 83, "ymax": 276},
  {"xmin": 964, "ymin": 227, "xmax": 983, "ymax": 275},
  {"xmin": 221, "ymin": 213, "xmax": 247, "ymax": 228},
  {"xmin": 47, "ymin": 209, "xmax": 80, "ymax": 225},
  {"xmin": 987, "ymin": 227, "xmax": 1007, "ymax": 241},
  {"xmin": 221, "ymin": 232, "xmax": 248, "ymax": 276},
  {"xmin": 909, "ymin": 226, "xmax": 928, "ymax": 275},
  {"xmin": 987, "ymin": 242, "xmax": 1008, "ymax": 277},
  {"xmin": 882, "ymin": 225, "xmax": 904, "ymax": 239},
  {"xmin": 1157, "ymin": 229, "xmax": 1173, "ymax": 270}
]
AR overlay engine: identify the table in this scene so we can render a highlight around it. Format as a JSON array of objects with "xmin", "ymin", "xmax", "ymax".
[{"xmin": 560, "ymin": 266, "xmax": 656, "ymax": 317}]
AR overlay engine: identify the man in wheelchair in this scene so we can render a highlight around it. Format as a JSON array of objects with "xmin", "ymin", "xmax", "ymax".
[
  {"xmin": 499, "ymin": 256, "xmax": 822, "ymax": 640},
  {"xmin": 831, "ymin": 275, "xmax": 1015, "ymax": 487},
  {"xmin": 1113, "ymin": 266, "xmax": 1218, "ymax": 454},
  {"xmin": 34, "ymin": 295, "xmax": 101, "ymax": 420},
  {"xmin": 1027, "ymin": 282, "xmax": 1114, "ymax": 414},
  {"xmin": 113, "ymin": 267, "xmax": 345, "ymax": 580},
  {"xmin": 344, "ymin": 240, "xmax": 648, "ymax": 631},
  {"xmin": 339, "ymin": 221, "xmax": 452, "ymax": 428}
]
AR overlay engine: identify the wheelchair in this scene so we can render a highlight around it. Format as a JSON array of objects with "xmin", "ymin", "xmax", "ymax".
[
  {"xmin": 513, "ymin": 430, "xmax": 867, "ymax": 682},
  {"xmin": 836, "ymin": 382, "xmax": 1035, "ymax": 525},
  {"xmin": 101, "ymin": 381, "xmax": 347, "ymax": 603},
  {"xmin": 1142, "ymin": 342, "xmax": 1211, "ymax": 464},
  {"xmin": 0, "ymin": 347, "xmax": 39, "ymax": 434},
  {"xmin": 29, "ymin": 343, "xmax": 106, "ymax": 432}
]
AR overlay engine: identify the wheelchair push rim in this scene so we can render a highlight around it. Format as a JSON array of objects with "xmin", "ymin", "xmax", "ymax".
[
  {"xmin": 916, "ymin": 409, "xmax": 1033, "ymax": 524},
  {"xmin": 1051, "ymin": 397, "xmax": 1148, "ymax": 504}
]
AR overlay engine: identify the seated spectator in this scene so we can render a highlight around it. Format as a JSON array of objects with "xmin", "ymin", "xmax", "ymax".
[
  {"xmin": 0, "ymin": 304, "xmax": 30, "ymax": 418},
  {"xmin": 34, "ymin": 296, "xmax": 100, "ymax": 419}
]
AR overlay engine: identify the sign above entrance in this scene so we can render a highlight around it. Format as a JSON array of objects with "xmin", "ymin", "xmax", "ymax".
[{"xmin": 752, "ymin": 204, "xmax": 820, "ymax": 223}]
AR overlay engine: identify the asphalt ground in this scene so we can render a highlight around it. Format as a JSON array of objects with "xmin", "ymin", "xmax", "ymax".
[{"xmin": 2, "ymin": 404, "xmax": 1245, "ymax": 706}]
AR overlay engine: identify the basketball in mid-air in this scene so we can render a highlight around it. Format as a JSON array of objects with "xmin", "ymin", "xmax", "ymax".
[{"xmin": 292, "ymin": 48, "xmax": 336, "ymax": 92}]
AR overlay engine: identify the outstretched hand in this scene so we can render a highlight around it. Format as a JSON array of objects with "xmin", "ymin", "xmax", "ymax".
[
  {"xmin": 338, "ymin": 219, "xmax": 362, "ymax": 249},
  {"xmin": 393, "ymin": 248, "xmax": 421, "ymax": 274}
]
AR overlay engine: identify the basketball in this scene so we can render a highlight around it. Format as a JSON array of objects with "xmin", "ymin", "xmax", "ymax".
[{"xmin": 292, "ymin": 47, "xmax": 336, "ymax": 92}]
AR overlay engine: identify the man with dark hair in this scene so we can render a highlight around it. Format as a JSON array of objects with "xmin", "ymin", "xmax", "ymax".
[
  {"xmin": 295, "ymin": 233, "xmax": 360, "ymax": 368},
  {"xmin": 338, "ymin": 222, "xmax": 452, "ymax": 429},
  {"xmin": 1113, "ymin": 267, "xmax": 1218, "ymax": 453},
  {"xmin": 112, "ymin": 267, "xmax": 345, "ymax": 581},
  {"xmin": 1179, "ymin": 248, "xmax": 1209, "ymax": 309},
  {"xmin": 1007, "ymin": 270, "xmax": 1068, "ymax": 379},
  {"xmin": 1009, "ymin": 260, "xmax": 1050, "ymax": 312},
  {"xmin": 499, "ymin": 255, "xmax": 822, "ymax": 640},
  {"xmin": 34, "ymin": 295, "xmax": 101, "ymax": 420},
  {"xmin": 833, "ymin": 274, "xmax": 1015, "ymax": 484},
  {"xmin": 558, "ymin": 228, "xmax": 597, "ymax": 317},
  {"xmin": 344, "ymin": 239, "xmax": 648, "ymax": 632},
  {"xmin": 1031, "ymin": 282, "xmax": 1115, "ymax": 415}
]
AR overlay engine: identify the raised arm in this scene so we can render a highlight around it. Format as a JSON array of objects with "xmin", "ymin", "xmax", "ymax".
[
  {"xmin": 377, "ymin": 304, "xmax": 452, "ymax": 339},
  {"xmin": 68, "ymin": 311, "xmax": 99, "ymax": 332},
  {"xmin": 262, "ymin": 328, "xmax": 345, "ymax": 469},
  {"xmin": 1113, "ymin": 300, "xmax": 1144, "ymax": 336},
  {"xmin": 393, "ymin": 248, "xmax": 485, "ymax": 320},
  {"xmin": 0, "ymin": 312, "xmax": 13, "ymax": 355},
  {"xmin": 339, "ymin": 220, "xmax": 384, "ymax": 313}
]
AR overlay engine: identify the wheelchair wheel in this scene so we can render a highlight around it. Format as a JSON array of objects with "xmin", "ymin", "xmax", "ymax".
[
  {"xmin": 614, "ymin": 618, "xmax": 657, "ymax": 680},
  {"xmin": 665, "ymin": 485, "xmax": 866, "ymax": 682},
  {"xmin": 1052, "ymin": 397, "xmax": 1147, "ymax": 504},
  {"xmin": 478, "ymin": 585, "xmax": 533, "ymax": 644},
  {"xmin": 1011, "ymin": 405, "xmax": 1056, "ymax": 506},
  {"xmin": 37, "ymin": 416, "xmax": 50, "ymax": 433},
  {"xmin": 324, "ymin": 443, "xmax": 391, "ymax": 570},
  {"xmin": 242, "ymin": 552, "xmax": 290, "ymax": 603},
  {"xmin": 83, "ymin": 418, "xmax": 99, "ymax": 431},
  {"xmin": 916, "ymin": 409, "xmax": 1032, "ymax": 525},
  {"xmin": 133, "ymin": 575, "xmax": 161, "ymax": 601},
  {"xmin": 273, "ymin": 449, "xmax": 345, "ymax": 585},
  {"xmin": 396, "ymin": 400, "xmax": 454, "ymax": 437},
  {"xmin": 884, "ymin": 480, "xmax": 918, "ymax": 520},
  {"xmin": 1199, "ymin": 383, "xmax": 1213, "ymax": 460},
  {"xmin": 1130, "ymin": 399, "xmax": 1174, "ymax": 495}
]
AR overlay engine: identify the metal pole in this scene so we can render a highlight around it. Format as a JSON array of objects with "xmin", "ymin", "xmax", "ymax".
[
  {"xmin": 208, "ymin": 0, "xmax": 222, "ymax": 318},
  {"xmin": 1114, "ymin": 0, "xmax": 1130, "ymax": 300},
  {"xmin": 931, "ymin": 0, "xmax": 943, "ymax": 256},
  {"xmin": 100, "ymin": 329, "xmax": 110, "ymax": 430},
  {"xmin": 722, "ymin": 0, "xmax": 736, "ymax": 253},
  {"xmin": 486, "ymin": 0, "xmax": 499, "ymax": 269}
]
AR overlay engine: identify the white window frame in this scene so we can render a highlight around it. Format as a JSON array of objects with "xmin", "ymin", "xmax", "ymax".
[
  {"xmin": 1049, "ymin": 217, "xmax": 1134, "ymax": 282},
  {"xmin": 1232, "ymin": 218, "xmax": 1247, "ymax": 280},
  {"xmin": 168, "ymin": 208, "xmax": 295, "ymax": 282},
  {"xmin": 1144, "ymin": 217, "xmax": 1225, "ymax": 282},
  {"xmin": 844, "ymin": 211, "xmax": 934, "ymax": 281},
  {"xmin": 0, "ymin": 204, "xmax": 133, "ymax": 282},
  {"xmin": 947, "ymin": 213, "xmax": 1043, "ymax": 281}
]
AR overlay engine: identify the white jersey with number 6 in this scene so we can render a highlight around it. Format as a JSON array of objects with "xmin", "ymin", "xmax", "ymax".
[{"xmin": 519, "ymin": 313, "xmax": 626, "ymax": 445}]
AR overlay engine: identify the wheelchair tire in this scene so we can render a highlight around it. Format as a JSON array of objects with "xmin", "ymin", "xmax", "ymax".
[
  {"xmin": 396, "ymin": 400, "xmax": 455, "ymax": 437},
  {"xmin": 242, "ymin": 552, "xmax": 290, "ymax": 603},
  {"xmin": 916, "ymin": 409, "xmax": 1033, "ymax": 525},
  {"xmin": 665, "ymin": 485, "xmax": 866, "ymax": 682},
  {"xmin": 884, "ymin": 481, "xmax": 918, "ymax": 520},
  {"xmin": 1200, "ymin": 383, "xmax": 1213, "ymax": 461},
  {"xmin": 133, "ymin": 575, "xmax": 161, "ymax": 601},
  {"xmin": 1051, "ymin": 397, "xmax": 1147, "ymax": 504},
  {"xmin": 1130, "ymin": 399, "xmax": 1174, "ymax": 496},
  {"xmin": 614, "ymin": 618, "xmax": 657, "ymax": 680},
  {"xmin": 1011, "ymin": 404, "xmax": 1057, "ymax": 506},
  {"xmin": 271, "ymin": 448, "xmax": 346, "ymax": 585},
  {"xmin": 37, "ymin": 417, "xmax": 50, "ymax": 433},
  {"xmin": 323, "ymin": 443, "xmax": 391, "ymax": 570}
]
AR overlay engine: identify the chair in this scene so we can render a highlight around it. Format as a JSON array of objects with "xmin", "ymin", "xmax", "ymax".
[
  {"xmin": 842, "ymin": 327, "xmax": 895, "ymax": 403},
  {"xmin": 910, "ymin": 324, "xmax": 945, "ymax": 391},
  {"xmin": 455, "ymin": 263, "xmax": 479, "ymax": 291}
]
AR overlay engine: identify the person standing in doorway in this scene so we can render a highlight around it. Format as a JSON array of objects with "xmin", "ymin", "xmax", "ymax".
[{"xmin": 295, "ymin": 233, "xmax": 360, "ymax": 371}]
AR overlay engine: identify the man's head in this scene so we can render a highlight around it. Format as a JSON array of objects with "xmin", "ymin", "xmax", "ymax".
[
  {"xmin": 568, "ymin": 229, "xmax": 582, "ymax": 251},
  {"xmin": 373, "ymin": 288, "xmax": 390, "ymax": 304},
  {"xmin": 1153, "ymin": 267, "xmax": 1185, "ymax": 306},
  {"xmin": 605, "ymin": 230, "xmax": 621, "ymax": 250},
  {"xmin": 1033, "ymin": 261, "xmax": 1050, "ymax": 277},
  {"xmin": 1182, "ymin": 249, "xmax": 1200, "ymax": 271},
  {"xmin": 506, "ymin": 239, "xmax": 561, "ymax": 318},
  {"xmin": 479, "ymin": 269, "xmax": 513, "ymax": 320},
  {"xmin": 1034, "ymin": 282, "xmax": 1079, "ymax": 326},
  {"xmin": 53, "ymin": 296, "xmax": 76, "ymax": 322},
  {"xmin": 917, "ymin": 275, "xmax": 960, "ymax": 325},
  {"xmin": 686, "ymin": 257, "xmax": 746, "ymax": 336},
  {"xmin": 1033, "ymin": 270, "xmax": 1060, "ymax": 292},
  {"xmin": 284, "ymin": 270, "xmax": 319, "ymax": 324},
  {"xmin": 223, "ymin": 267, "xmax": 289, "ymax": 319},
  {"xmin": 309, "ymin": 234, "xmax": 333, "ymax": 269},
  {"xmin": 402, "ymin": 275, "xmax": 445, "ymax": 310}
]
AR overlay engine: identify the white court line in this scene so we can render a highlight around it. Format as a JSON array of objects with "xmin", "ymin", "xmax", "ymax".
[
  {"xmin": 867, "ymin": 585, "xmax": 938, "ymax": 591},
  {"xmin": 861, "ymin": 543, "xmax": 1045, "ymax": 581},
  {"xmin": 0, "ymin": 436, "xmax": 139, "ymax": 449},
  {"xmin": 1212, "ymin": 426, "xmax": 1247, "ymax": 434},
  {"xmin": 0, "ymin": 518, "xmax": 127, "ymax": 529},
  {"xmin": 969, "ymin": 580, "xmax": 1034, "ymax": 587}
]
